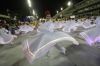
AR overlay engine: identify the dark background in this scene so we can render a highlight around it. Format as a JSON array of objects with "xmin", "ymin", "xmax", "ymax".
[{"xmin": 0, "ymin": 0, "xmax": 83, "ymax": 18}]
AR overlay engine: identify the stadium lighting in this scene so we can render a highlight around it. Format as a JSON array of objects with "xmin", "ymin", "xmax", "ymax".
[
  {"xmin": 61, "ymin": 7, "xmax": 63, "ymax": 10},
  {"xmin": 33, "ymin": 10, "xmax": 35, "ymax": 15},
  {"xmin": 67, "ymin": 1, "xmax": 72, "ymax": 6},
  {"xmin": 27, "ymin": 0, "xmax": 31, "ymax": 7},
  {"xmin": 57, "ymin": 11, "xmax": 58, "ymax": 13}
]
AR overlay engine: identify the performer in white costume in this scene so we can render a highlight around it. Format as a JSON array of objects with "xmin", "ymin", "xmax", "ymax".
[
  {"xmin": 37, "ymin": 20, "xmax": 67, "ymax": 54},
  {"xmin": 82, "ymin": 18, "xmax": 96, "ymax": 29},
  {"xmin": 80, "ymin": 16, "xmax": 100, "ymax": 46},
  {"xmin": 62, "ymin": 19, "xmax": 80, "ymax": 32},
  {"xmin": 0, "ymin": 28, "xmax": 15, "ymax": 44},
  {"xmin": 22, "ymin": 16, "xmax": 79, "ymax": 63},
  {"xmin": 54, "ymin": 21, "xmax": 63, "ymax": 30}
]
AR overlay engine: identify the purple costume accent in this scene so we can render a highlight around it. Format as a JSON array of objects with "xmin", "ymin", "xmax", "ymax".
[{"xmin": 80, "ymin": 16, "xmax": 100, "ymax": 46}]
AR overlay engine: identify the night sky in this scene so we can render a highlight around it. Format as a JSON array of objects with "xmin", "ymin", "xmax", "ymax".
[{"xmin": 0, "ymin": 0, "xmax": 83, "ymax": 18}]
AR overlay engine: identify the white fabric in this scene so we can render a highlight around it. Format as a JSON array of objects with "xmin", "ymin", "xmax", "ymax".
[
  {"xmin": 22, "ymin": 32, "xmax": 79, "ymax": 63},
  {"xmin": 22, "ymin": 21, "xmax": 79, "ymax": 63},
  {"xmin": 54, "ymin": 22, "xmax": 63, "ymax": 29},
  {"xmin": 15, "ymin": 30, "xmax": 20, "ymax": 34},
  {"xmin": 19, "ymin": 25, "xmax": 29, "ymax": 33},
  {"xmin": 77, "ymin": 19, "xmax": 83, "ymax": 26},
  {"xmin": 94, "ymin": 16, "xmax": 100, "ymax": 27},
  {"xmin": 82, "ymin": 19, "xmax": 96, "ymax": 29},
  {"xmin": 0, "ymin": 28, "xmax": 14, "ymax": 44},
  {"xmin": 19, "ymin": 24, "xmax": 34, "ymax": 34},
  {"xmin": 0, "ymin": 36, "xmax": 4, "ymax": 44},
  {"xmin": 37, "ymin": 21, "xmax": 54, "ymax": 33},
  {"xmin": 61, "ymin": 21, "xmax": 66, "ymax": 27},
  {"xmin": 80, "ymin": 17, "xmax": 100, "ymax": 46},
  {"xmin": 62, "ymin": 20, "xmax": 79, "ymax": 32}
]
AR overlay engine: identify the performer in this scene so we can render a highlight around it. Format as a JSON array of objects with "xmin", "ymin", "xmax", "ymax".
[
  {"xmin": 82, "ymin": 18, "xmax": 96, "ymax": 29},
  {"xmin": 22, "ymin": 11, "xmax": 79, "ymax": 63},
  {"xmin": 62, "ymin": 19, "xmax": 79, "ymax": 33},
  {"xmin": 37, "ymin": 19, "xmax": 66, "ymax": 54},
  {"xmin": 80, "ymin": 16, "xmax": 100, "ymax": 46}
]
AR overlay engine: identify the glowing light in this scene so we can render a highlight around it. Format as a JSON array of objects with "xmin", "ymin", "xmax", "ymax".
[
  {"xmin": 61, "ymin": 7, "xmax": 63, "ymax": 10},
  {"xmin": 57, "ymin": 11, "xmax": 58, "ymax": 13},
  {"xmin": 27, "ymin": 0, "xmax": 31, "ymax": 7},
  {"xmin": 33, "ymin": 10, "xmax": 35, "ymax": 15},
  {"xmin": 67, "ymin": 1, "xmax": 72, "ymax": 6}
]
